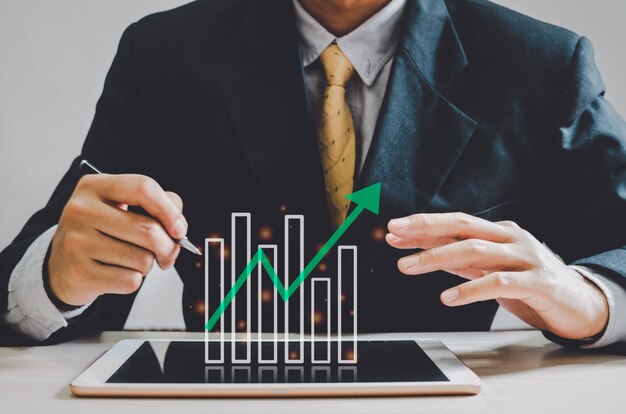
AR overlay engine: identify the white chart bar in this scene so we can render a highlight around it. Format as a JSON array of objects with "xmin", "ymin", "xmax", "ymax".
[
  {"xmin": 284, "ymin": 366, "xmax": 304, "ymax": 383},
  {"xmin": 311, "ymin": 278, "xmax": 331, "ymax": 364},
  {"xmin": 231, "ymin": 366, "xmax": 251, "ymax": 383},
  {"xmin": 338, "ymin": 246, "xmax": 358, "ymax": 364},
  {"xmin": 257, "ymin": 245, "xmax": 278, "ymax": 364},
  {"xmin": 284, "ymin": 215, "xmax": 304, "ymax": 364},
  {"xmin": 204, "ymin": 367, "xmax": 224, "ymax": 383},
  {"xmin": 339, "ymin": 366, "xmax": 358, "ymax": 382},
  {"xmin": 231, "ymin": 213, "xmax": 251, "ymax": 364},
  {"xmin": 205, "ymin": 238, "xmax": 224, "ymax": 364},
  {"xmin": 258, "ymin": 366, "xmax": 277, "ymax": 383},
  {"xmin": 311, "ymin": 366, "xmax": 331, "ymax": 382}
]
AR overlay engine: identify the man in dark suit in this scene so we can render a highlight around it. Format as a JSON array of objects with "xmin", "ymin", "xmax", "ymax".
[{"xmin": 1, "ymin": 0, "xmax": 625, "ymax": 347}]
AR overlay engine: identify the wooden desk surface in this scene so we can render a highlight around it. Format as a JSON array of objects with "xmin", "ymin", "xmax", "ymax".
[{"xmin": 1, "ymin": 330, "xmax": 625, "ymax": 413}]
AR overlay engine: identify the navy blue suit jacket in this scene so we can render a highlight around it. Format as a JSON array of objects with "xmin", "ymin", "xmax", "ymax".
[{"xmin": 1, "ymin": 0, "xmax": 625, "ymax": 345}]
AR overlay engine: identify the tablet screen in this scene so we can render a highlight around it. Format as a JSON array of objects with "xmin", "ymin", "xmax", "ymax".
[{"xmin": 106, "ymin": 341, "xmax": 448, "ymax": 384}]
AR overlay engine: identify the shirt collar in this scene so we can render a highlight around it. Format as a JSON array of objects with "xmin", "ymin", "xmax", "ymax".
[{"xmin": 293, "ymin": 0, "xmax": 407, "ymax": 86}]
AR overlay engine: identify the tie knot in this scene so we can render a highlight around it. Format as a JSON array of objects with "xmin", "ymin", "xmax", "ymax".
[{"xmin": 319, "ymin": 43, "xmax": 354, "ymax": 87}]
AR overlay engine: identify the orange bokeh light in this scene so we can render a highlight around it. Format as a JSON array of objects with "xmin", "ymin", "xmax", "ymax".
[
  {"xmin": 258, "ymin": 225, "xmax": 273, "ymax": 241},
  {"xmin": 313, "ymin": 311, "xmax": 324, "ymax": 324},
  {"xmin": 194, "ymin": 300, "xmax": 205, "ymax": 315},
  {"xmin": 261, "ymin": 289, "xmax": 273, "ymax": 303},
  {"xmin": 371, "ymin": 226, "xmax": 386, "ymax": 241}
]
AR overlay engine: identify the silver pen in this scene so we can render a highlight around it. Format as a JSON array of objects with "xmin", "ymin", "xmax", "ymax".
[{"xmin": 80, "ymin": 159, "xmax": 202, "ymax": 256}]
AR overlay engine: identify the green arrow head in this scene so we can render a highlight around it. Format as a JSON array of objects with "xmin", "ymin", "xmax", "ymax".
[{"xmin": 346, "ymin": 182, "xmax": 381, "ymax": 215}]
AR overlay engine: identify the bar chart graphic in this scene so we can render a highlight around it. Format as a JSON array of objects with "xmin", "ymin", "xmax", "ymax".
[{"xmin": 203, "ymin": 183, "xmax": 380, "ymax": 365}]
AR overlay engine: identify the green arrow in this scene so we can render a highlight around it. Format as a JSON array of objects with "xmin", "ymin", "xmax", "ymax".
[{"xmin": 205, "ymin": 182, "xmax": 381, "ymax": 331}]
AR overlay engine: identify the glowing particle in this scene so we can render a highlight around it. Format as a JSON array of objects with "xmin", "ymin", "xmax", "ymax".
[
  {"xmin": 371, "ymin": 226, "xmax": 386, "ymax": 241},
  {"xmin": 314, "ymin": 311, "xmax": 324, "ymax": 324},
  {"xmin": 194, "ymin": 300, "xmax": 205, "ymax": 315},
  {"xmin": 261, "ymin": 289, "xmax": 273, "ymax": 303},
  {"xmin": 258, "ymin": 225, "xmax": 273, "ymax": 241}
]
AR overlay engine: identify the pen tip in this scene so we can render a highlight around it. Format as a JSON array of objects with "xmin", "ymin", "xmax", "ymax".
[{"xmin": 194, "ymin": 248, "xmax": 202, "ymax": 256}]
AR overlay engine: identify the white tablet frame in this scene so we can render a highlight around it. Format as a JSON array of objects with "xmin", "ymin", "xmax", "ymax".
[{"xmin": 70, "ymin": 339, "xmax": 482, "ymax": 397}]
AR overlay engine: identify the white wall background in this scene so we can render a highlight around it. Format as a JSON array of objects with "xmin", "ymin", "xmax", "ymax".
[{"xmin": 1, "ymin": 1, "xmax": 624, "ymax": 330}]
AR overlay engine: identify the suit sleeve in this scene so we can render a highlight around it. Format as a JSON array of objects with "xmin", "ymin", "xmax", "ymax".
[
  {"xmin": 0, "ymin": 23, "xmax": 147, "ymax": 345},
  {"xmin": 541, "ymin": 37, "xmax": 626, "ymax": 349}
]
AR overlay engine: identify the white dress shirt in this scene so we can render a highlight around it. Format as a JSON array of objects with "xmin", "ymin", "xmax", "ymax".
[
  {"xmin": 294, "ymin": 0, "xmax": 406, "ymax": 174},
  {"xmin": 3, "ymin": 0, "xmax": 625, "ymax": 346},
  {"xmin": 2, "ymin": 226, "xmax": 91, "ymax": 340}
]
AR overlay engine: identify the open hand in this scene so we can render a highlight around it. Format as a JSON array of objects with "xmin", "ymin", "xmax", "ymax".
[{"xmin": 386, "ymin": 213, "xmax": 609, "ymax": 340}]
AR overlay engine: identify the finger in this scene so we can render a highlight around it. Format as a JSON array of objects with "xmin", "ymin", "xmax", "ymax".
[
  {"xmin": 165, "ymin": 191, "xmax": 187, "ymax": 229},
  {"xmin": 496, "ymin": 220, "xmax": 521, "ymax": 229},
  {"xmin": 385, "ymin": 233, "xmax": 458, "ymax": 249},
  {"xmin": 68, "ymin": 198, "xmax": 180, "ymax": 267},
  {"xmin": 94, "ymin": 209, "xmax": 180, "ymax": 268},
  {"xmin": 397, "ymin": 239, "xmax": 528, "ymax": 276},
  {"xmin": 388, "ymin": 212, "xmax": 513, "ymax": 243},
  {"xmin": 78, "ymin": 174, "xmax": 186, "ymax": 239},
  {"xmin": 90, "ymin": 261, "xmax": 145, "ymax": 295},
  {"xmin": 87, "ymin": 230, "xmax": 155, "ymax": 275},
  {"xmin": 103, "ymin": 199, "xmax": 128, "ymax": 211},
  {"xmin": 440, "ymin": 271, "xmax": 534, "ymax": 307},
  {"xmin": 446, "ymin": 268, "xmax": 488, "ymax": 279},
  {"xmin": 165, "ymin": 191, "xmax": 183, "ymax": 211}
]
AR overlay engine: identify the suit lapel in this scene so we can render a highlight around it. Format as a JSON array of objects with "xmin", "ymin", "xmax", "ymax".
[
  {"xmin": 358, "ymin": 0, "xmax": 477, "ymax": 218},
  {"xmin": 220, "ymin": 0, "xmax": 331, "ymax": 238},
  {"xmin": 353, "ymin": 0, "xmax": 478, "ymax": 265}
]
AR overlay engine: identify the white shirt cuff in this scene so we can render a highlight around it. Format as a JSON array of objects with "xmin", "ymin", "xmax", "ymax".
[
  {"xmin": 572, "ymin": 265, "xmax": 626, "ymax": 348},
  {"xmin": 2, "ymin": 225, "xmax": 92, "ymax": 341}
]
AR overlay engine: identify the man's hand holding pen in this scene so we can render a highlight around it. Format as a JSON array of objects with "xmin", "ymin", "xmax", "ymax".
[{"xmin": 48, "ymin": 173, "xmax": 188, "ymax": 306}]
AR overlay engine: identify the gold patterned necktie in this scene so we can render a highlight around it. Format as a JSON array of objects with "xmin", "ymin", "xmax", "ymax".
[{"xmin": 317, "ymin": 43, "xmax": 356, "ymax": 230}]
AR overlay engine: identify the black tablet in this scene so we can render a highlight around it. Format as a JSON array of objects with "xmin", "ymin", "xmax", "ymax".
[{"xmin": 71, "ymin": 339, "xmax": 481, "ymax": 397}]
